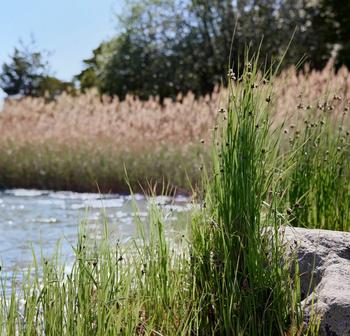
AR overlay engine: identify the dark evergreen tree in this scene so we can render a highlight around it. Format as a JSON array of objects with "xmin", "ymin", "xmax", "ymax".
[
  {"xmin": 0, "ymin": 42, "xmax": 48, "ymax": 96},
  {"xmin": 1, "ymin": 41, "xmax": 74, "ymax": 99}
]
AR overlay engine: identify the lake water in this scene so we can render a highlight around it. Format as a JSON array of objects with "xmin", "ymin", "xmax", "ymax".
[{"xmin": 0, "ymin": 189, "xmax": 192, "ymax": 279}]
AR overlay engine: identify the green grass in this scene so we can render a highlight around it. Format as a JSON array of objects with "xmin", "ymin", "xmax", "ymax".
[
  {"xmin": 0, "ymin": 208, "xmax": 194, "ymax": 335},
  {"xmin": 190, "ymin": 56, "xmax": 306, "ymax": 335},
  {"xmin": 0, "ymin": 141, "xmax": 207, "ymax": 194},
  {"xmin": 285, "ymin": 107, "xmax": 350, "ymax": 230},
  {"xmin": 1, "ymin": 54, "xmax": 342, "ymax": 334}
]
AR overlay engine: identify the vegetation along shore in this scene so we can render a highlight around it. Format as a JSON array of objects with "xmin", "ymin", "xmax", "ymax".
[
  {"xmin": 1, "ymin": 0, "xmax": 350, "ymax": 334},
  {"xmin": 0, "ymin": 53, "xmax": 348, "ymax": 334},
  {"xmin": 0, "ymin": 62, "xmax": 349, "ymax": 194}
]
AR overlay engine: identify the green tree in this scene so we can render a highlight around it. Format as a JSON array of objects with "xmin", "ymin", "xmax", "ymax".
[
  {"xmin": 319, "ymin": 0, "xmax": 350, "ymax": 68},
  {"xmin": 75, "ymin": 0, "xmax": 348, "ymax": 100},
  {"xmin": 0, "ymin": 41, "xmax": 48, "ymax": 96},
  {"xmin": 37, "ymin": 76, "xmax": 76, "ymax": 100},
  {"xmin": 1, "ymin": 41, "xmax": 74, "ymax": 99},
  {"xmin": 75, "ymin": 44, "xmax": 107, "ymax": 92}
]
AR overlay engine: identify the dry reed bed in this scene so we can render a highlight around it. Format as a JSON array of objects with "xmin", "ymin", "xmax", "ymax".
[
  {"xmin": 1, "ymin": 62, "xmax": 349, "ymax": 149},
  {"xmin": 0, "ymin": 89, "xmax": 219, "ymax": 151},
  {"xmin": 274, "ymin": 63, "xmax": 350, "ymax": 123},
  {"xmin": 0, "ymin": 63, "xmax": 349, "ymax": 192}
]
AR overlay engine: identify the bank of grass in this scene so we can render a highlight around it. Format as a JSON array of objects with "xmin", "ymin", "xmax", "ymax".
[
  {"xmin": 0, "ymin": 142, "xmax": 207, "ymax": 193},
  {"xmin": 190, "ymin": 58, "xmax": 304, "ymax": 334},
  {"xmin": 1, "ymin": 61, "xmax": 350, "ymax": 194},
  {"xmin": 284, "ymin": 102, "xmax": 350, "ymax": 231},
  {"xmin": 1, "ymin": 208, "xmax": 194, "ymax": 335},
  {"xmin": 0, "ymin": 55, "xmax": 321, "ymax": 335}
]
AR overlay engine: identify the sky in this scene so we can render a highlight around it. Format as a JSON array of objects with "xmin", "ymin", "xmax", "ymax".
[{"xmin": 0, "ymin": 0, "xmax": 123, "ymax": 100}]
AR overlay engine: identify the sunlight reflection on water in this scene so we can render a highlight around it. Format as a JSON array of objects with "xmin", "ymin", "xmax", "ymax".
[{"xmin": 0, "ymin": 189, "xmax": 192, "ymax": 279}]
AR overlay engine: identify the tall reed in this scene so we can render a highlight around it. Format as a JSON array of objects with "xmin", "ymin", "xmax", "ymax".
[{"xmin": 0, "ymin": 61, "xmax": 349, "ymax": 193}]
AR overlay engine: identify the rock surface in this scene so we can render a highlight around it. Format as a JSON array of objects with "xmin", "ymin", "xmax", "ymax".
[{"xmin": 282, "ymin": 227, "xmax": 350, "ymax": 336}]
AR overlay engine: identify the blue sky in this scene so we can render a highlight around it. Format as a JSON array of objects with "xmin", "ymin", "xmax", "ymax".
[{"xmin": 0, "ymin": 0, "xmax": 123, "ymax": 99}]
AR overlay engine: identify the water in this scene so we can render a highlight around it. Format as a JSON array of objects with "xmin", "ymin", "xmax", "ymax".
[{"xmin": 0, "ymin": 189, "xmax": 192, "ymax": 278}]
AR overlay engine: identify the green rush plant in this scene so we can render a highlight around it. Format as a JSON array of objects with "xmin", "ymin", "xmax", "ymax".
[
  {"xmin": 0, "ymin": 54, "xmax": 326, "ymax": 335},
  {"xmin": 0, "ymin": 204, "xmax": 193, "ymax": 335},
  {"xmin": 287, "ymin": 106, "xmax": 350, "ymax": 230},
  {"xmin": 190, "ymin": 52, "xmax": 305, "ymax": 335}
]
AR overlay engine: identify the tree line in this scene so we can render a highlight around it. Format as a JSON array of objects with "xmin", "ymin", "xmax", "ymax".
[{"xmin": 1, "ymin": 0, "xmax": 349, "ymax": 101}]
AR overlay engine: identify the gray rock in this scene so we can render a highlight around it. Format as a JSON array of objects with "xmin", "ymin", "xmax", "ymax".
[{"xmin": 282, "ymin": 227, "xmax": 350, "ymax": 336}]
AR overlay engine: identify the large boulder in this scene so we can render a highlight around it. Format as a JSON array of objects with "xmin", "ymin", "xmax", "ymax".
[{"xmin": 282, "ymin": 227, "xmax": 350, "ymax": 336}]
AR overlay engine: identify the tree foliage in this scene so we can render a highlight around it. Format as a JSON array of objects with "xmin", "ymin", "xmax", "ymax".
[
  {"xmin": 0, "ymin": 41, "xmax": 74, "ymax": 99},
  {"xmin": 319, "ymin": 0, "xmax": 350, "ymax": 68},
  {"xmin": 0, "ymin": 42, "xmax": 47, "ymax": 97},
  {"xmin": 73, "ymin": 0, "xmax": 349, "ymax": 100}
]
